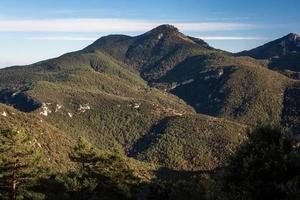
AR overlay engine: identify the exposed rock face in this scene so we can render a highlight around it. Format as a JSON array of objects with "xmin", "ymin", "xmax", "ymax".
[
  {"xmin": 55, "ymin": 104, "xmax": 62, "ymax": 112},
  {"xmin": 287, "ymin": 33, "xmax": 300, "ymax": 42},
  {"xmin": 40, "ymin": 103, "xmax": 52, "ymax": 116},
  {"xmin": 78, "ymin": 104, "xmax": 91, "ymax": 113},
  {"xmin": 1, "ymin": 111, "xmax": 7, "ymax": 117}
]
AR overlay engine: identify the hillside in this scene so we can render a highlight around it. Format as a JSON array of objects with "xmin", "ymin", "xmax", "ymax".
[
  {"xmin": 130, "ymin": 114, "xmax": 247, "ymax": 170},
  {"xmin": 0, "ymin": 25, "xmax": 299, "ymax": 174},
  {"xmin": 0, "ymin": 103, "xmax": 74, "ymax": 171}
]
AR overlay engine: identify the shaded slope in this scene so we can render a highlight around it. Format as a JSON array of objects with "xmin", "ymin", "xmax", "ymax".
[
  {"xmin": 151, "ymin": 52, "xmax": 289, "ymax": 127},
  {"xmin": 281, "ymin": 82, "xmax": 300, "ymax": 133}
]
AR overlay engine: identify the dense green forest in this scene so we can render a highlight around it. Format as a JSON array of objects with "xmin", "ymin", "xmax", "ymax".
[{"xmin": 0, "ymin": 127, "xmax": 299, "ymax": 200}]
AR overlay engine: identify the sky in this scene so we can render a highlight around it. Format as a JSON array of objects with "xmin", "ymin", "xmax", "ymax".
[{"xmin": 0, "ymin": 0, "xmax": 300, "ymax": 68}]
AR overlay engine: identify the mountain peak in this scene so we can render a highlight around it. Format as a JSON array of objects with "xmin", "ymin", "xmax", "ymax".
[
  {"xmin": 287, "ymin": 33, "xmax": 299, "ymax": 37},
  {"xmin": 285, "ymin": 33, "xmax": 300, "ymax": 42},
  {"xmin": 148, "ymin": 24, "xmax": 179, "ymax": 35}
]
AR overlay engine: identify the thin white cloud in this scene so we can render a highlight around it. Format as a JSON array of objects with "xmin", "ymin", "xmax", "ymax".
[
  {"xmin": 205, "ymin": 17, "xmax": 251, "ymax": 21},
  {"xmin": 0, "ymin": 18, "xmax": 258, "ymax": 32},
  {"xmin": 199, "ymin": 36, "xmax": 270, "ymax": 40},
  {"xmin": 28, "ymin": 36, "xmax": 98, "ymax": 41}
]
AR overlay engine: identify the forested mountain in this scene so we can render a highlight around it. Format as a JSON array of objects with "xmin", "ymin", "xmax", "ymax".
[{"xmin": 0, "ymin": 25, "xmax": 299, "ymax": 199}]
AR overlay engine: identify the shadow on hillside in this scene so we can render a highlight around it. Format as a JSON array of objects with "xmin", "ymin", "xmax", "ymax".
[
  {"xmin": 0, "ymin": 89, "xmax": 41, "ymax": 112},
  {"xmin": 28, "ymin": 166, "xmax": 219, "ymax": 200},
  {"xmin": 128, "ymin": 117, "xmax": 172, "ymax": 157},
  {"xmin": 155, "ymin": 167, "xmax": 218, "ymax": 181},
  {"xmin": 280, "ymin": 82, "xmax": 300, "ymax": 133}
]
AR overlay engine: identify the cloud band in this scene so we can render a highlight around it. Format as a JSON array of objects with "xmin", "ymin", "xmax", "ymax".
[{"xmin": 0, "ymin": 18, "xmax": 257, "ymax": 32}]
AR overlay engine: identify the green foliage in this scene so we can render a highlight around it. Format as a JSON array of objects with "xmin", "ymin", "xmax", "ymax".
[
  {"xmin": 223, "ymin": 127, "xmax": 300, "ymax": 200},
  {"xmin": 133, "ymin": 115, "xmax": 247, "ymax": 170},
  {"xmin": 67, "ymin": 137, "xmax": 140, "ymax": 199},
  {"xmin": 0, "ymin": 126, "xmax": 298, "ymax": 200},
  {"xmin": 0, "ymin": 128, "xmax": 45, "ymax": 200},
  {"xmin": 0, "ymin": 104, "xmax": 74, "ymax": 171},
  {"xmin": 69, "ymin": 136, "xmax": 99, "ymax": 170}
]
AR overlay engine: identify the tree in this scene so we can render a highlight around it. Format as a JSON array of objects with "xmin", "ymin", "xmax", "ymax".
[
  {"xmin": 0, "ymin": 128, "xmax": 44, "ymax": 200},
  {"xmin": 69, "ymin": 137, "xmax": 140, "ymax": 199},
  {"xmin": 68, "ymin": 136, "xmax": 100, "ymax": 198},
  {"xmin": 91, "ymin": 150, "xmax": 140, "ymax": 200},
  {"xmin": 224, "ymin": 127, "xmax": 300, "ymax": 200},
  {"xmin": 69, "ymin": 136, "xmax": 99, "ymax": 172}
]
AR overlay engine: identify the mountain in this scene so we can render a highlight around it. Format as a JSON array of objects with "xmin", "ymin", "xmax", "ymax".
[
  {"xmin": 0, "ymin": 25, "xmax": 299, "ymax": 173},
  {"xmin": 237, "ymin": 33, "xmax": 300, "ymax": 77},
  {"xmin": 85, "ymin": 25, "xmax": 292, "ymax": 127},
  {"xmin": 238, "ymin": 33, "xmax": 300, "ymax": 59}
]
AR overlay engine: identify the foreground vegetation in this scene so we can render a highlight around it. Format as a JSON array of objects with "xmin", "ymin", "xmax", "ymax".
[{"xmin": 0, "ymin": 127, "xmax": 299, "ymax": 200}]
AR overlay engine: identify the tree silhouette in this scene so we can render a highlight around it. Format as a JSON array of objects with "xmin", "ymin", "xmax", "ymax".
[{"xmin": 224, "ymin": 127, "xmax": 300, "ymax": 200}]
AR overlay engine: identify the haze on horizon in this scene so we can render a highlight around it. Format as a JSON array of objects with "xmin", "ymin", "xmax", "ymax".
[{"xmin": 0, "ymin": 0, "xmax": 299, "ymax": 68}]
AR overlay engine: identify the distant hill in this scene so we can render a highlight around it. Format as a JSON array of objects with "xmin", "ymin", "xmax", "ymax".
[
  {"xmin": 237, "ymin": 33, "xmax": 300, "ymax": 59},
  {"xmin": 237, "ymin": 33, "xmax": 300, "ymax": 75},
  {"xmin": 0, "ymin": 25, "xmax": 299, "ymax": 173}
]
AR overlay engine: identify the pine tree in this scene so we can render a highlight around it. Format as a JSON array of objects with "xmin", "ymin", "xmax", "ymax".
[
  {"xmin": 69, "ymin": 137, "xmax": 139, "ymax": 199},
  {"xmin": 68, "ymin": 136, "xmax": 100, "ymax": 198},
  {"xmin": 0, "ymin": 128, "xmax": 44, "ymax": 200},
  {"xmin": 69, "ymin": 136, "xmax": 99, "ymax": 172}
]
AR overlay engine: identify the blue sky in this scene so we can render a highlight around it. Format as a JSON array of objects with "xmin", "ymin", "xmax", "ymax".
[{"xmin": 0, "ymin": 0, "xmax": 300, "ymax": 68}]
